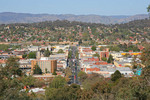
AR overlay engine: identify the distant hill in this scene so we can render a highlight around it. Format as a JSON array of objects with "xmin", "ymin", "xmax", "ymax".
[{"xmin": 0, "ymin": 12, "xmax": 149, "ymax": 24}]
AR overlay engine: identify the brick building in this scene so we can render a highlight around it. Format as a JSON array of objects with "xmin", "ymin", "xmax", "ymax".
[{"xmin": 100, "ymin": 48, "xmax": 109, "ymax": 60}]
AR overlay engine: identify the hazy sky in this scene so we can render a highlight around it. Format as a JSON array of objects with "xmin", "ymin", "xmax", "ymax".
[{"xmin": 0, "ymin": 0, "xmax": 149, "ymax": 15}]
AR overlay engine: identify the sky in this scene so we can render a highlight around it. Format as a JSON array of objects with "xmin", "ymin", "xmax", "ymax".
[{"xmin": 0, "ymin": 0, "xmax": 149, "ymax": 15}]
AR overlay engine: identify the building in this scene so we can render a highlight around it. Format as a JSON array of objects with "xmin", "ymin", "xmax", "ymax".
[
  {"xmin": 114, "ymin": 61, "xmax": 132, "ymax": 67},
  {"xmin": 19, "ymin": 59, "xmax": 32, "ymax": 75},
  {"xmin": 100, "ymin": 49, "xmax": 109, "ymax": 60},
  {"xmin": 27, "ymin": 46, "xmax": 39, "ymax": 51},
  {"xmin": 33, "ymin": 74, "xmax": 56, "ymax": 80},
  {"xmin": 31, "ymin": 59, "xmax": 57, "ymax": 74}
]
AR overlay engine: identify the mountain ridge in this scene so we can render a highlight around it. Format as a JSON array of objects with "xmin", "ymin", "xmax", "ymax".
[{"xmin": 0, "ymin": 12, "xmax": 149, "ymax": 24}]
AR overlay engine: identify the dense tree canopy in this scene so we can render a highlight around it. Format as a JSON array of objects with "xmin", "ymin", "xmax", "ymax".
[
  {"xmin": 49, "ymin": 75, "xmax": 66, "ymax": 88},
  {"xmin": 45, "ymin": 84, "xmax": 81, "ymax": 100},
  {"xmin": 140, "ymin": 44, "xmax": 150, "ymax": 67},
  {"xmin": 0, "ymin": 57, "xmax": 31, "ymax": 99},
  {"xmin": 78, "ymin": 71, "xmax": 88, "ymax": 82},
  {"xmin": 111, "ymin": 70, "xmax": 122, "ymax": 82},
  {"xmin": 1, "ymin": 56, "xmax": 22, "ymax": 78}
]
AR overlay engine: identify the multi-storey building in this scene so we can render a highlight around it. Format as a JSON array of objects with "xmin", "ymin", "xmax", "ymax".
[{"xmin": 31, "ymin": 58, "xmax": 57, "ymax": 74}]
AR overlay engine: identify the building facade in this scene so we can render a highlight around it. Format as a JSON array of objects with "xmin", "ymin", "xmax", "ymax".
[{"xmin": 31, "ymin": 59, "xmax": 57, "ymax": 74}]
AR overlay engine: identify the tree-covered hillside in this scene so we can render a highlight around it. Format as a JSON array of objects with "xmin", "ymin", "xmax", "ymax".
[
  {"xmin": 0, "ymin": 12, "xmax": 148, "ymax": 24},
  {"xmin": 0, "ymin": 19, "xmax": 149, "ymax": 44}
]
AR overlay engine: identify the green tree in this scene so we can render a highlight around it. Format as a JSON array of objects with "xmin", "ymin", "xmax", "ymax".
[
  {"xmin": 57, "ymin": 49, "xmax": 64, "ymax": 54},
  {"xmin": 112, "ymin": 78, "xmax": 134, "ymax": 100},
  {"xmin": 34, "ymin": 79, "xmax": 45, "ymax": 88},
  {"xmin": 21, "ymin": 75, "xmax": 36, "ymax": 86},
  {"xmin": 0, "ymin": 79, "xmax": 31, "ymax": 100},
  {"xmin": 75, "ymin": 50, "xmax": 79, "ymax": 59},
  {"xmin": 107, "ymin": 54, "xmax": 114, "ymax": 63},
  {"xmin": 0, "ymin": 57, "xmax": 31, "ymax": 100},
  {"xmin": 148, "ymin": 5, "xmax": 150, "ymax": 12},
  {"xmin": 110, "ymin": 46, "xmax": 120, "ymax": 52},
  {"xmin": 1, "ymin": 56, "xmax": 22, "ymax": 78},
  {"xmin": 49, "ymin": 75, "xmax": 66, "ymax": 88},
  {"xmin": 45, "ymin": 88, "xmax": 58, "ymax": 100},
  {"xmin": 0, "ymin": 44, "xmax": 9, "ymax": 51},
  {"xmin": 44, "ymin": 48, "xmax": 50, "ymax": 57},
  {"xmin": 52, "ymin": 69, "xmax": 57, "ymax": 75},
  {"xmin": 102, "ymin": 57, "xmax": 107, "ymax": 61},
  {"xmin": 33, "ymin": 64, "xmax": 42, "ymax": 75},
  {"xmin": 28, "ymin": 52, "xmax": 36, "ymax": 59},
  {"xmin": 140, "ymin": 44, "xmax": 150, "ymax": 67},
  {"xmin": 64, "ymin": 68, "xmax": 72, "ymax": 82},
  {"xmin": 45, "ymin": 68, "xmax": 48, "ymax": 73},
  {"xmin": 78, "ymin": 71, "xmax": 88, "ymax": 82},
  {"xmin": 79, "ymin": 39, "xmax": 82, "ymax": 45},
  {"xmin": 131, "ymin": 55, "xmax": 138, "ymax": 69},
  {"xmin": 141, "ymin": 65, "xmax": 150, "ymax": 85},
  {"xmin": 45, "ymin": 84, "xmax": 81, "ymax": 100},
  {"xmin": 147, "ymin": 5, "xmax": 150, "ymax": 17},
  {"xmin": 100, "ymin": 46, "xmax": 106, "ymax": 51},
  {"xmin": 68, "ymin": 50, "xmax": 72, "ymax": 59},
  {"xmin": 129, "ymin": 77, "xmax": 150, "ymax": 100},
  {"xmin": 111, "ymin": 70, "xmax": 122, "ymax": 82},
  {"xmin": 91, "ymin": 45, "xmax": 96, "ymax": 51},
  {"xmin": 82, "ymin": 73, "xmax": 104, "ymax": 90},
  {"xmin": 22, "ymin": 54, "xmax": 27, "ymax": 58},
  {"xmin": 93, "ymin": 53, "xmax": 100, "ymax": 58},
  {"xmin": 91, "ymin": 80, "xmax": 112, "ymax": 100}
]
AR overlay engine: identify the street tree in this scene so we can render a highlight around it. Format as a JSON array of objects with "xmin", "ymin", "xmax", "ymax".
[
  {"xmin": 28, "ymin": 52, "xmax": 36, "ymax": 59},
  {"xmin": 79, "ymin": 39, "xmax": 82, "ymax": 45},
  {"xmin": 91, "ymin": 45, "xmax": 96, "ymax": 51},
  {"xmin": 44, "ymin": 48, "xmax": 50, "ymax": 57},
  {"xmin": 107, "ymin": 54, "xmax": 114, "ymax": 63},
  {"xmin": 52, "ymin": 69, "xmax": 57, "ymax": 75},
  {"xmin": 33, "ymin": 64, "xmax": 42, "ymax": 75},
  {"xmin": 57, "ymin": 49, "xmax": 64, "ymax": 54}
]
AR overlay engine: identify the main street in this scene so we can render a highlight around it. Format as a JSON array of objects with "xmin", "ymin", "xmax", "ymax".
[{"xmin": 68, "ymin": 46, "xmax": 80, "ymax": 84}]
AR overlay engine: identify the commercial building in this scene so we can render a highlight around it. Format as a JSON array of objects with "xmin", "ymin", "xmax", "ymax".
[
  {"xmin": 19, "ymin": 59, "xmax": 32, "ymax": 75},
  {"xmin": 31, "ymin": 58, "xmax": 57, "ymax": 74}
]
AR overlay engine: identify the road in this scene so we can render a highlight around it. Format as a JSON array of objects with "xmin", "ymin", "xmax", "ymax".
[{"xmin": 67, "ymin": 46, "xmax": 80, "ymax": 84}]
